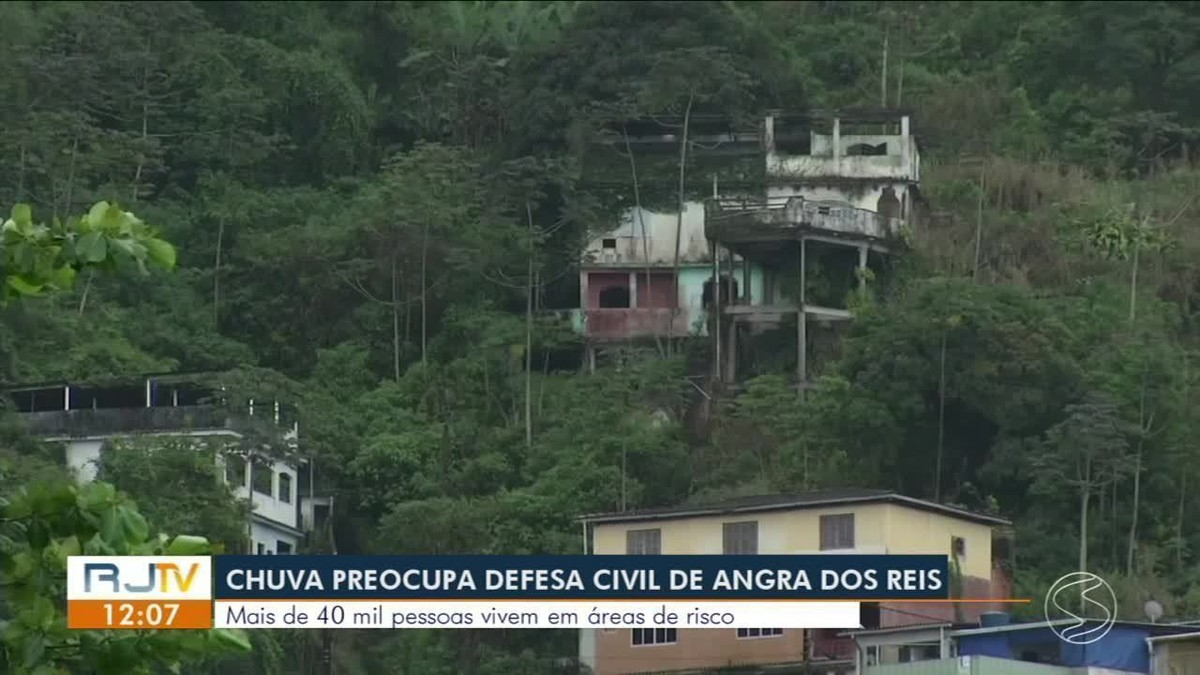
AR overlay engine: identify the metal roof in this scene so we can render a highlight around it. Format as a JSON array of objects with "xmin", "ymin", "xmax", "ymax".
[
  {"xmin": 580, "ymin": 488, "xmax": 1011, "ymax": 527},
  {"xmin": 951, "ymin": 620, "xmax": 1200, "ymax": 638}
]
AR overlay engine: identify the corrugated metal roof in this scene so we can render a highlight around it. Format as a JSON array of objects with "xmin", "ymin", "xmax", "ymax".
[{"xmin": 580, "ymin": 489, "xmax": 1010, "ymax": 526}]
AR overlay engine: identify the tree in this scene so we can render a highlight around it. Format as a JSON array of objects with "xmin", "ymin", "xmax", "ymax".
[
  {"xmin": 2, "ymin": 202, "xmax": 175, "ymax": 301},
  {"xmin": 0, "ymin": 200, "xmax": 249, "ymax": 673},
  {"xmin": 0, "ymin": 480, "xmax": 252, "ymax": 675},
  {"xmin": 1032, "ymin": 395, "xmax": 1133, "ymax": 576},
  {"xmin": 98, "ymin": 436, "xmax": 253, "ymax": 554}
]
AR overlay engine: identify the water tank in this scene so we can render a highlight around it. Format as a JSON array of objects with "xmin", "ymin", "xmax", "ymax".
[{"xmin": 980, "ymin": 612, "xmax": 1010, "ymax": 628}]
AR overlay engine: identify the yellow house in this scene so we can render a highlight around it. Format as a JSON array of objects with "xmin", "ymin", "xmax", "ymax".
[{"xmin": 578, "ymin": 488, "xmax": 1012, "ymax": 675}]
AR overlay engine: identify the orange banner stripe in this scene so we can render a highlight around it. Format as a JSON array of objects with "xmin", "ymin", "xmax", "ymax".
[{"xmin": 68, "ymin": 599, "xmax": 212, "ymax": 630}]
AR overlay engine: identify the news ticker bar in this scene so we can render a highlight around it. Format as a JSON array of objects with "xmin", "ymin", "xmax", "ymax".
[
  {"xmin": 66, "ymin": 600, "xmax": 862, "ymax": 630},
  {"xmin": 67, "ymin": 554, "xmax": 948, "ymax": 630},
  {"xmin": 214, "ymin": 601, "xmax": 862, "ymax": 629}
]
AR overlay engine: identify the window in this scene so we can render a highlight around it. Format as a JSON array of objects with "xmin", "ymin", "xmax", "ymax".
[
  {"xmin": 276, "ymin": 541, "xmax": 293, "ymax": 555},
  {"xmin": 632, "ymin": 628, "xmax": 676, "ymax": 646},
  {"xmin": 278, "ymin": 472, "xmax": 292, "ymax": 503},
  {"xmin": 251, "ymin": 459, "xmax": 273, "ymax": 496},
  {"xmin": 598, "ymin": 285, "xmax": 631, "ymax": 308},
  {"xmin": 256, "ymin": 542, "xmax": 265, "ymax": 555},
  {"xmin": 602, "ymin": 238, "xmax": 617, "ymax": 249},
  {"xmin": 225, "ymin": 455, "xmax": 246, "ymax": 487},
  {"xmin": 952, "ymin": 536, "xmax": 966, "ymax": 558},
  {"xmin": 626, "ymin": 529, "xmax": 661, "ymax": 555},
  {"xmin": 900, "ymin": 645, "xmax": 940, "ymax": 662},
  {"xmin": 723, "ymin": 521, "xmax": 758, "ymax": 555},
  {"xmin": 819, "ymin": 513, "xmax": 855, "ymax": 550},
  {"xmin": 847, "ymin": 142, "xmax": 888, "ymax": 157},
  {"xmin": 737, "ymin": 628, "xmax": 783, "ymax": 639}
]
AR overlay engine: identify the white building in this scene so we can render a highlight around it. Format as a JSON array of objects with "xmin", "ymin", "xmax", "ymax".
[
  {"xmin": 580, "ymin": 109, "xmax": 921, "ymax": 383},
  {"xmin": 11, "ymin": 374, "xmax": 316, "ymax": 555}
]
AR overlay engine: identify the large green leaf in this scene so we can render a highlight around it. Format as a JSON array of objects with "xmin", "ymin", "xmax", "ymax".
[
  {"xmin": 210, "ymin": 628, "xmax": 252, "ymax": 652},
  {"xmin": 10, "ymin": 204, "xmax": 31, "ymax": 225},
  {"xmin": 164, "ymin": 535, "xmax": 210, "ymax": 556},
  {"xmin": 75, "ymin": 232, "xmax": 107, "ymax": 263},
  {"xmin": 6, "ymin": 277, "xmax": 43, "ymax": 296},
  {"xmin": 118, "ymin": 508, "xmax": 149, "ymax": 543},
  {"xmin": 144, "ymin": 238, "xmax": 177, "ymax": 269}
]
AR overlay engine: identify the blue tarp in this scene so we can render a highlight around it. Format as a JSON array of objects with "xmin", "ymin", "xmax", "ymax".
[{"xmin": 957, "ymin": 625, "xmax": 1149, "ymax": 673}]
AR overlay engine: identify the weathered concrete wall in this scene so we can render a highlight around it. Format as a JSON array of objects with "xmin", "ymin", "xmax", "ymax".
[
  {"xmin": 583, "ymin": 203, "xmax": 712, "ymax": 266},
  {"xmin": 766, "ymin": 183, "xmax": 917, "ymax": 218},
  {"xmin": 771, "ymin": 133, "xmax": 920, "ymax": 183}
]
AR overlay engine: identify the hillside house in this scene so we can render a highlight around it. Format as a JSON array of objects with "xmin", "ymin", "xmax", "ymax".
[
  {"xmin": 578, "ymin": 489, "xmax": 1012, "ymax": 675},
  {"xmin": 9, "ymin": 373, "xmax": 325, "ymax": 555},
  {"xmin": 576, "ymin": 109, "xmax": 920, "ymax": 382}
]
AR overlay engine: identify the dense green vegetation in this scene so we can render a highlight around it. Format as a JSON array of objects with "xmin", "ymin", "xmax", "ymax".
[{"xmin": 4, "ymin": 0, "xmax": 1200, "ymax": 672}]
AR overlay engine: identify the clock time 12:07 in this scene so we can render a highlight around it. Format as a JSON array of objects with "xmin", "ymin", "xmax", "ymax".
[{"xmin": 103, "ymin": 602, "xmax": 181, "ymax": 628}]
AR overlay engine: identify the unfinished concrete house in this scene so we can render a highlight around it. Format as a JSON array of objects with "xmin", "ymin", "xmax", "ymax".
[
  {"xmin": 575, "ymin": 117, "xmax": 764, "ymax": 371},
  {"xmin": 704, "ymin": 109, "xmax": 919, "ymax": 384}
]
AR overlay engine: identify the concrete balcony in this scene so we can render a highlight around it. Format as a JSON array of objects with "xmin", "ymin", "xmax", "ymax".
[
  {"xmin": 767, "ymin": 134, "xmax": 920, "ymax": 184},
  {"xmin": 706, "ymin": 197, "xmax": 902, "ymax": 246},
  {"xmin": 21, "ymin": 404, "xmax": 297, "ymax": 440},
  {"xmin": 575, "ymin": 308, "xmax": 701, "ymax": 341}
]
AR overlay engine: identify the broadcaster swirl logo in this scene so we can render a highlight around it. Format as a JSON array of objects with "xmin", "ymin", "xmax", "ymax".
[{"xmin": 1044, "ymin": 572, "xmax": 1117, "ymax": 645}]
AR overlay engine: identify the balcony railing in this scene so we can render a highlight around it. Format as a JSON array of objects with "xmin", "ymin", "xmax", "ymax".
[
  {"xmin": 706, "ymin": 196, "xmax": 902, "ymax": 243},
  {"xmin": 21, "ymin": 405, "xmax": 296, "ymax": 439},
  {"xmin": 581, "ymin": 308, "xmax": 699, "ymax": 340}
]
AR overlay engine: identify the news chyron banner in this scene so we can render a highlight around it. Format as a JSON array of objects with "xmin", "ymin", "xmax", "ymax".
[{"xmin": 68, "ymin": 554, "xmax": 949, "ymax": 631}]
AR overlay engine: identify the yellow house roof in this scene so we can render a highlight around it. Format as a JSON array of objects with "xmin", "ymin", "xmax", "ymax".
[{"xmin": 580, "ymin": 488, "xmax": 1010, "ymax": 527}]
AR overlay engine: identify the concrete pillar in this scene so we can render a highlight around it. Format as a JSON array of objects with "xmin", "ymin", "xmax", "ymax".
[
  {"xmin": 832, "ymin": 118, "xmax": 842, "ymax": 159},
  {"xmin": 742, "ymin": 256, "xmax": 751, "ymax": 305},
  {"xmin": 724, "ymin": 320, "xmax": 738, "ymax": 382},
  {"xmin": 579, "ymin": 270, "xmax": 589, "ymax": 310},
  {"xmin": 797, "ymin": 237, "xmax": 807, "ymax": 389},
  {"xmin": 858, "ymin": 245, "xmax": 869, "ymax": 294},
  {"xmin": 901, "ymin": 115, "xmax": 910, "ymax": 137},
  {"xmin": 764, "ymin": 114, "xmax": 776, "ymax": 154},
  {"xmin": 145, "ymin": 379, "xmax": 152, "ymax": 407},
  {"xmin": 713, "ymin": 242, "xmax": 722, "ymax": 379},
  {"xmin": 629, "ymin": 271, "xmax": 638, "ymax": 308}
]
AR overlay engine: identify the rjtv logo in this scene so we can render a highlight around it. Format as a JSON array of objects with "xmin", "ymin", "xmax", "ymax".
[{"xmin": 68, "ymin": 556, "xmax": 212, "ymax": 599}]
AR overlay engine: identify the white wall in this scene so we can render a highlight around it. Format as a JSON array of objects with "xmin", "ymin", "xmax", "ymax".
[
  {"xmin": 224, "ymin": 455, "xmax": 300, "ymax": 531},
  {"xmin": 579, "ymin": 628, "xmax": 597, "ymax": 674},
  {"xmin": 59, "ymin": 431, "xmax": 300, "ymax": 544},
  {"xmin": 65, "ymin": 439, "xmax": 105, "ymax": 483},
  {"xmin": 62, "ymin": 430, "xmax": 241, "ymax": 483},
  {"xmin": 772, "ymin": 133, "xmax": 920, "ymax": 184},
  {"xmin": 583, "ymin": 203, "xmax": 712, "ymax": 266},
  {"xmin": 250, "ymin": 519, "xmax": 300, "ymax": 555}
]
